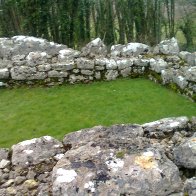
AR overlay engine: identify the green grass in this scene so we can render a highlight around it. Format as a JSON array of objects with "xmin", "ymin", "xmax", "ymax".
[{"xmin": 0, "ymin": 78, "xmax": 195, "ymax": 147}]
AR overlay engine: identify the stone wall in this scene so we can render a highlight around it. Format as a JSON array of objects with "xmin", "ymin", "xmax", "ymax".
[
  {"xmin": 0, "ymin": 117, "xmax": 195, "ymax": 195},
  {"xmin": 0, "ymin": 36, "xmax": 195, "ymax": 101}
]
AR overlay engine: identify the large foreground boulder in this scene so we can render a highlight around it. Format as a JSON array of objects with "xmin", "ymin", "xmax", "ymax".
[
  {"xmin": 52, "ymin": 146, "xmax": 182, "ymax": 196},
  {"xmin": 0, "ymin": 117, "xmax": 195, "ymax": 195}
]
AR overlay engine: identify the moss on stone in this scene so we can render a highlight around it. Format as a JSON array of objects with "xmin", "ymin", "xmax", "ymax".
[
  {"xmin": 179, "ymin": 60, "xmax": 186, "ymax": 66},
  {"xmin": 192, "ymin": 94, "xmax": 196, "ymax": 102},
  {"xmin": 148, "ymin": 71, "xmax": 162, "ymax": 83},
  {"xmin": 168, "ymin": 82, "xmax": 179, "ymax": 92},
  {"xmin": 143, "ymin": 53, "xmax": 155, "ymax": 59},
  {"xmin": 116, "ymin": 151, "xmax": 126, "ymax": 159}
]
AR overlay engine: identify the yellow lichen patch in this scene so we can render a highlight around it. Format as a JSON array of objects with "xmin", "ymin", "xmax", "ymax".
[
  {"xmin": 191, "ymin": 138, "xmax": 196, "ymax": 142},
  {"xmin": 134, "ymin": 151, "xmax": 157, "ymax": 169}
]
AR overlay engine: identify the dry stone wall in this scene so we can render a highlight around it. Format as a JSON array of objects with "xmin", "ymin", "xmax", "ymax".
[
  {"xmin": 0, "ymin": 117, "xmax": 196, "ymax": 195},
  {"xmin": 0, "ymin": 36, "xmax": 196, "ymax": 195},
  {"xmin": 0, "ymin": 36, "xmax": 195, "ymax": 101}
]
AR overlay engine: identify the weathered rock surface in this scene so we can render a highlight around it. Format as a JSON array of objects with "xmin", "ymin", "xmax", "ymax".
[
  {"xmin": 111, "ymin": 42, "xmax": 149, "ymax": 57},
  {"xmin": 52, "ymin": 146, "xmax": 182, "ymax": 196},
  {"xmin": 0, "ymin": 117, "xmax": 195, "ymax": 195},
  {"xmin": 154, "ymin": 37, "xmax": 179, "ymax": 55},
  {"xmin": 0, "ymin": 36, "xmax": 67, "ymax": 58},
  {"xmin": 150, "ymin": 58, "xmax": 168, "ymax": 73},
  {"xmin": 11, "ymin": 136, "xmax": 65, "ymax": 167},
  {"xmin": 186, "ymin": 53, "xmax": 196, "ymax": 67},
  {"xmin": 142, "ymin": 117, "xmax": 189, "ymax": 139},
  {"xmin": 80, "ymin": 38, "xmax": 107, "ymax": 57},
  {"xmin": 185, "ymin": 66, "xmax": 196, "ymax": 82},
  {"xmin": 0, "ymin": 149, "xmax": 9, "ymax": 161},
  {"xmin": 173, "ymin": 134, "xmax": 196, "ymax": 169},
  {"xmin": 184, "ymin": 177, "xmax": 196, "ymax": 196},
  {"xmin": 0, "ymin": 68, "xmax": 9, "ymax": 79}
]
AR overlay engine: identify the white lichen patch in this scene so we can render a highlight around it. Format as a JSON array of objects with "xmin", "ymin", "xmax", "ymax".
[
  {"xmin": 41, "ymin": 52, "xmax": 47, "ymax": 57},
  {"xmin": 91, "ymin": 38, "xmax": 101, "ymax": 46},
  {"xmin": 43, "ymin": 136, "xmax": 53, "ymax": 141},
  {"xmin": 84, "ymin": 181, "xmax": 95, "ymax": 193},
  {"xmin": 143, "ymin": 121, "xmax": 160, "ymax": 127},
  {"xmin": 12, "ymin": 35, "xmax": 26, "ymax": 41},
  {"xmin": 56, "ymin": 169, "xmax": 77, "ymax": 183},
  {"xmin": 106, "ymin": 157, "xmax": 124, "ymax": 172},
  {"xmin": 50, "ymin": 42, "xmax": 55, "ymax": 46},
  {"xmin": 23, "ymin": 150, "xmax": 34, "ymax": 154},
  {"xmin": 54, "ymin": 154, "xmax": 64, "ymax": 161},
  {"xmin": 13, "ymin": 36, "xmax": 45, "ymax": 43},
  {"xmin": 109, "ymin": 153, "xmax": 114, "ymax": 157},
  {"xmin": 59, "ymin": 49, "xmax": 73, "ymax": 57},
  {"xmin": 169, "ymin": 121, "xmax": 180, "ymax": 128},
  {"xmin": 19, "ymin": 138, "xmax": 37, "ymax": 146},
  {"xmin": 178, "ymin": 76, "xmax": 185, "ymax": 81},
  {"xmin": 142, "ymin": 151, "xmax": 154, "ymax": 157},
  {"xmin": 0, "ymin": 68, "xmax": 8, "ymax": 73},
  {"xmin": 106, "ymin": 59, "xmax": 117, "ymax": 69},
  {"xmin": 123, "ymin": 43, "xmax": 141, "ymax": 53},
  {"xmin": 134, "ymin": 151, "xmax": 158, "ymax": 169}
]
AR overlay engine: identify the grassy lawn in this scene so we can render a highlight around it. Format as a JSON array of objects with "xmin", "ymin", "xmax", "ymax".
[{"xmin": 0, "ymin": 78, "xmax": 195, "ymax": 147}]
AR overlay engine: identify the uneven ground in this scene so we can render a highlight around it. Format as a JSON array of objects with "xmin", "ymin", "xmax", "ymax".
[{"xmin": 0, "ymin": 78, "xmax": 195, "ymax": 147}]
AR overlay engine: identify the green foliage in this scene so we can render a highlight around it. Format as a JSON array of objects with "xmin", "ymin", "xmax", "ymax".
[
  {"xmin": 148, "ymin": 71, "xmax": 163, "ymax": 83},
  {"xmin": 192, "ymin": 93, "xmax": 196, "ymax": 102},
  {"xmin": 0, "ymin": 0, "xmax": 189, "ymax": 47},
  {"xmin": 184, "ymin": 192, "xmax": 189, "ymax": 196},
  {"xmin": 116, "ymin": 151, "xmax": 126, "ymax": 159},
  {"xmin": 0, "ymin": 78, "xmax": 195, "ymax": 148},
  {"xmin": 168, "ymin": 82, "xmax": 179, "ymax": 92}
]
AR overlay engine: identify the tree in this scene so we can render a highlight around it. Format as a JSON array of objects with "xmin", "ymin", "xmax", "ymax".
[{"xmin": 2, "ymin": 0, "xmax": 191, "ymax": 48}]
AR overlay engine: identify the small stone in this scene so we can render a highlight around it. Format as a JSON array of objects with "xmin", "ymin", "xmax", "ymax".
[
  {"xmin": 9, "ymin": 171, "xmax": 15, "ymax": 179},
  {"xmin": 173, "ymin": 136, "xmax": 196, "ymax": 169},
  {"xmin": 171, "ymin": 132, "xmax": 183, "ymax": 144},
  {"xmin": 184, "ymin": 177, "xmax": 196, "ymax": 196},
  {"xmin": 81, "ymin": 70, "xmax": 94, "ymax": 76},
  {"xmin": 14, "ymin": 166, "xmax": 28, "ymax": 177},
  {"xmin": 72, "ymin": 69, "xmax": 79, "ymax": 74},
  {"xmin": 0, "ymin": 148, "xmax": 9, "ymax": 160},
  {"xmin": 37, "ymin": 172, "xmax": 50, "ymax": 183},
  {"xmin": 37, "ymin": 183, "xmax": 50, "ymax": 196},
  {"xmin": 14, "ymin": 176, "xmax": 26, "ymax": 185},
  {"xmin": 0, "ymin": 188, "xmax": 6, "ymax": 196},
  {"xmin": 0, "ymin": 159, "xmax": 11, "ymax": 169},
  {"xmin": 0, "ymin": 176, "xmax": 5, "ymax": 185},
  {"xmin": 2, "ymin": 173, "xmax": 9, "ymax": 180},
  {"xmin": 3, "ymin": 168, "xmax": 10, "ymax": 173},
  {"xmin": 27, "ymin": 170, "xmax": 36, "ymax": 179},
  {"xmin": 95, "ymin": 72, "xmax": 101, "ymax": 80},
  {"xmin": 6, "ymin": 187, "xmax": 17, "ymax": 195},
  {"xmin": 2, "ymin": 179, "xmax": 14, "ymax": 188},
  {"xmin": 23, "ymin": 179, "xmax": 39, "ymax": 190}
]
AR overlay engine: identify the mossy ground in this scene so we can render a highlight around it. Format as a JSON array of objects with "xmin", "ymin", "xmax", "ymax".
[{"xmin": 0, "ymin": 78, "xmax": 195, "ymax": 147}]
